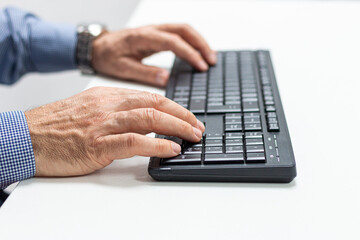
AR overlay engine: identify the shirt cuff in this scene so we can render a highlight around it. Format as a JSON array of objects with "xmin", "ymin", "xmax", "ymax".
[
  {"xmin": 30, "ymin": 21, "xmax": 78, "ymax": 72},
  {"xmin": 0, "ymin": 111, "xmax": 36, "ymax": 190}
]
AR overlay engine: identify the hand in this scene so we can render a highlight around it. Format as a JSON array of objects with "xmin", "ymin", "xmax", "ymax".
[
  {"xmin": 25, "ymin": 87, "xmax": 205, "ymax": 177},
  {"xmin": 92, "ymin": 24, "xmax": 217, "ymax": 86}
]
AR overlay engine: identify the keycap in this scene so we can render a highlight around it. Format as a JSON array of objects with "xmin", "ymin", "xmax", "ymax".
[
  {"xmin": 162, "ymin": 154, "xmax": 201, "ymax": 165},
  {"xmin": 265, "ymin": 105, "xmax": 276, "ymax": 112},
  {"xmin": 246, "ymin": 138, "xmax": 264, "ymax": 145},
  {"xmin": 225, "ymin": 113, "xmax": 242, "ymax": 119},
  {"xmin": 206, "ymin": 139, "xmax": 223, "ymax": 147},
  {"xmin": 225, "ymin": 132, "xmax": 243, "ymax": 139},
  {"xmin": 226, "ymin": 146, "xmax": 244, "ymax": 153},
  {"xmin": 244, "ymin": 123, "xmax": 262, "ymax": 131},
  {"xmin": 243, "ymin": 102, "xmax": 260, "ymax": 112},
  {"xmin": 184, "ymin": 146, "xmax": 203, "ymax": 154},
  {"xmin": 267, "ymin": 117, "xmax": 278, "ymax": 123},
  {"xmin": 246, "ymin": 153, "xmax": 266, "ymax": 163},
  {"xmin": 205, "ymin": 147, "xmax": 223, "ymax": 154},
  {"xmin": 165, "ymin": 136, "xmax": 183, "ymax": 145},
  {"xmin": 268, "ymin": 123, "xmax": 280, "ymax": 131},
  {"xmin": 244, "ymin": 118, "xmax": 261, "ymax": 124},
  {"xmin": 225, "ymin": 124, "xmax": 242, "ymax": 132},
  {"xmin": 225, "ymin": 118, "xmax": 242, "ymax": 124},
  {"xmin": 206, "ymin": 133, "xmax": 223, "ymax": 140},
  {"xmin": 189, "ymin": 99, "xmax": 206, "ymax": 113},
  {"xmin": 225, "ymin": 138, "xmax": 243, "ymax": 146},
  {"xmin": 246, "ymin": 145, "xmax": 265, "ymax": 153},
  {"xmin": 244, "ymin": 113, "xmax": 260, "ymax": 118},
  {"xmin": 204, "ymin": 153, "xmax": 244, "ymax": 164},
  {"xmin": 245, "ymin": 132, "xmax": 263, "ymax": 139}
]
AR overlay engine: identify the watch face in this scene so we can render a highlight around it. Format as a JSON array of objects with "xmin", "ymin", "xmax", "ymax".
[{"xmin": 88, "ymin": 24, "xmax": 103, "ymax": 36}]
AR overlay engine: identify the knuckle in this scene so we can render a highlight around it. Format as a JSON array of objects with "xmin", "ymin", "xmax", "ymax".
[
  {"xmin": 125, "ymin": 133, "xmax": 137, "ymax": 148},
  {"xmin": 179, "ymin": 121, "xmax": 191, "ymax": 135},
  {"xmin": 144, "ymin": 108, "xmax": 161, "ymax": 123},
  {"xmin": 149, "ymin": 93, "xmax": 165, "ymax": 107},
  {"xmin": 155, "ymin": 139, "xmax": 167, "ymax": 153}
]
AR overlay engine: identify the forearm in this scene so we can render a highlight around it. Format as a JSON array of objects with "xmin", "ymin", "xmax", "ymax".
[{"xmin": 0, "ymin": 7, "xmax": 77, "ymax": 85}]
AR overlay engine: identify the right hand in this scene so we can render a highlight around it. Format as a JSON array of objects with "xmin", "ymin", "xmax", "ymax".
[{"xmin": 25, "ymin": 87, "xmax": 205, "ymax": 177}]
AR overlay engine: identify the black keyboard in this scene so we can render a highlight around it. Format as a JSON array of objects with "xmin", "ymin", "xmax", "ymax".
[{"xmin": 148, "ymin": 50, "xmax": 296, "ymax": 183}]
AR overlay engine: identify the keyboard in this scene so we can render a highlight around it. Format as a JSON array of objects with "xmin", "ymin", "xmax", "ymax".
[{"xmin": 148, "ymin": 50, "xmax": 296, "ymax": 183}]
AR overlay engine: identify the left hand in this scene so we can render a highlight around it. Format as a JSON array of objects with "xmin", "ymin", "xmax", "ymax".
[{"xmin": 91, "ymin": 24, "xmax": 217, "ymax": 87}]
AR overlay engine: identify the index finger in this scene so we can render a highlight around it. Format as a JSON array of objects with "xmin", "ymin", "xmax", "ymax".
[
  {"xmin": 156, "ymin": 24, "xmax": 217, "ymax": 65},
  {"xmin": 114, "ymin": 91, "xmax": 205, "ymax": 132}
]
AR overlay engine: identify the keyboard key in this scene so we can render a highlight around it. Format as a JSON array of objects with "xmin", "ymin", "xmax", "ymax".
[
  {"xmin": 225, "ymin": 124, "xmax": 242, "ymax": 132},
  {"xmin": 244, "ymin": 113, "xmax": 260, "ymax": 118},
  {"xmin": 204, "ymin": 153, "xmax": 244, "ymax": 164},
  {"xmin": 244, "ymin": 117, "xmax": 261, "ymax": 124},
  {"xmin": 245, "ymin": 132, "xmax": 263, "ymax": 139},
  {"xmin": 206, "ymin": 133, "xmax": 223, "ymax": 140},
  {"xmin": 246, "ymin": 153, "xmax": 266, "ymax": 163},
  {"xmin": 225, "ymin": 138, "xmax": 243, "ymax": 146},
  {"xmin": 162, "ymin": 154, "xmax": 201, "ymax": 165},
  {"xmin": 243, "ymin": 101, "xmax": 260, "ymax": 112},
  {"xmin": 246, "ymin": 145, "xmax": 265, "ymax": 153},
  {"xmin": 225, "ymin": 118, "xmax": 242, "ymax": 124},
  {"xmin": 265, "ymin": 105, "xmax": 276, "ymax": 112},
  {"xmin": 184, "ymin": 146, "xmax": 203, "ymax": 154},
  {"xmin": 244, "ymin": 123, "xmax": 262, "ymax": 131},
  {"xmin": 206, "ymin": 139, "xmax": 223, "ymax": 147},
  {"xmin": 205, "ymin": 147, "xmax": 223, "ymax": 154},
  {"xmin": 225, "ymin": 113, "xmax": 241, "ymax": 119},
  {"xmin": 246, "ymin": 138, "xmax": 264, "ymax": 145},
  {"xmin": 268, "ymin": 123, "xmax": 280, "ymax": 131},
  {"xmin": 189, "ymin": 99, "xmax": 206, "ymax": 113},
  {"xmin": 225, "ymin": 132, "xmax": 243, "ymax": 139},
  {"xmin": 226, "ymin": 146, "xmax": 243, "ymax": 153}
]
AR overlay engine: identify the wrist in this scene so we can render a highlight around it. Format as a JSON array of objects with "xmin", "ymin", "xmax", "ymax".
[{"xmin": 76, "ymin": 23, "xmax": 107, "ymax": 75}]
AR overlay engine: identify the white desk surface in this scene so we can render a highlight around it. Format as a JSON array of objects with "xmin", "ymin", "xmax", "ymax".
[{"xmin": 1, "ymin": 1, "xmax": 360, "ymax": 239}]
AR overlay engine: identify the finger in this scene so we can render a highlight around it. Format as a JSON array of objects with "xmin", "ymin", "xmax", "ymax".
[
  {"xmin": 113, "ymin": 92, "xmax": 205, "ymax": 131},
  {"xmin": 146, "ymin": 30, "xmax": 209, "ymax": 71},
  {"xmin": 101, "ymin": 133, "xmax": 181, "ymax": 159},
  {"xmin": 105, "ymin": 108, "xmax": 203, "ymax": 142},
  {"xmin": 156, "ymin": 24, "xmax": 217, "ymax": 65},
  {"xmin": 112, "ymin": 58, "xmax": 170, "ymax": 87}
]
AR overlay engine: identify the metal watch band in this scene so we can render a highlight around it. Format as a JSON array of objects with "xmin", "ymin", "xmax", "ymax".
[{"xmin": 76, "ymin": 24, "xmax": 107, "ymax": 75}]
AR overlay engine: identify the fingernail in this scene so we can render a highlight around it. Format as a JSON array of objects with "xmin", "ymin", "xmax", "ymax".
[
  {"xmin": 198, "ymin": 61, "xmax": 208, "ymax": 71},
  {"xmin": 209, "ymin": 52, "xmax": 217, "ymax": 64},
  {"xmin": 193, "ymin": 127, "xmax": 203, "ymax": 140},
  {"xmin": 197, "ymin": 119, "xmax": 205, "ymax": 132},
  {"xmin": 156, "ymin": 70, "xmax": 169, "ymax": 86},
  {"xmin": 171, "ymin": 142, "xmax": 181, "ymax": 154}
]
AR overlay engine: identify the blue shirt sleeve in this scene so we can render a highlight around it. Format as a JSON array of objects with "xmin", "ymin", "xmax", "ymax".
[
  {"xmin": 0, "ymin": 111, "xmax": 36, "ymax": 190},
  {"xmin": 0, "ymin": 7, "xmax": 77, "ymax": 85}
]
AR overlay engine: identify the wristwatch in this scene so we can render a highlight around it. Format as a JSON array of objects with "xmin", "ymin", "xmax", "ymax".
[{"xmin": 76, "ymin": 23, "xmax": 107, "ymax": 75}]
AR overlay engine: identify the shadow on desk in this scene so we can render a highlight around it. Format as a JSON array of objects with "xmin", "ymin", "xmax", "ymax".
[{"xmin": 25, "ymin": 156, "xmax": 296, "ymax": 189}]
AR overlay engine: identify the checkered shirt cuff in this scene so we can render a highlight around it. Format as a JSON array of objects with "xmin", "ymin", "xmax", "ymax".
[{"xmin": 0, "ymin": 111, "xmax": 36, "ymax": 189}]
